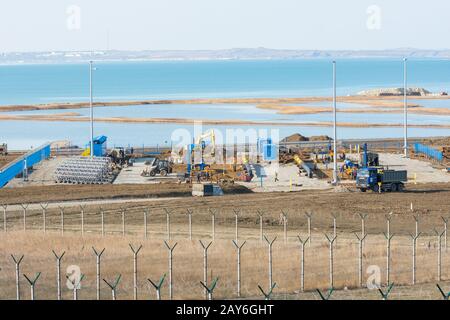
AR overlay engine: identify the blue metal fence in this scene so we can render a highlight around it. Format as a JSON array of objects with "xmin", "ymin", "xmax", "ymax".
[
  {"xmin": 0, "ymin": 143, "xmax": 51, "ymax": 188},
  {"xmin": 414, "ymin": 143, "xmax": 443, "ymax": 162}
]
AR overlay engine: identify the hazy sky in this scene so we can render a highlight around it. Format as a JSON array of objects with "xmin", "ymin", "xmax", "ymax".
[{"xmin": 0, "ymin": 0, "xmax": 448, "ymax": 52}]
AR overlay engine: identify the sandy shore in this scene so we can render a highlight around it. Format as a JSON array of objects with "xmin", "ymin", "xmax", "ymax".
[
  {"xmin": 1, "ymin": 113, "xmax": 450, "ymax": 129},
  {"xmin": 0, "ymin": 95, "xmax": 448, "ymax": 113}
]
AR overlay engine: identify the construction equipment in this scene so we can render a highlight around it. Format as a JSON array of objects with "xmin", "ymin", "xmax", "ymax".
[
  {"xmin": 107, "ymin": 147, "xmax": 132, "ymax": 167},
  {"xmin": 81, "ymin": 136, "xmax": 108, "ymax": 157},
  {"xmin": 186, "ymin": 130, "xmax": 216, "ymax": 176},
  {"xmin": 356, "ymin": 167, "xmax": 407, "ymax": 192},
  {"xmin": 356, "ymin": 143, "xmax": 406, "ymax": 192},
  {"xmin": 141, "ymin": 158, "xmax": 172, "ymax": 177},
  {"xmin": 0, "ymin": 144, "xmax": 7, "ymax": 156}
]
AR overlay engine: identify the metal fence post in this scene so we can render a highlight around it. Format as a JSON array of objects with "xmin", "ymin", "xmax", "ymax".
[
  {"xmin": 40, "ymin": 203, "xmax": 48, "ymax": 234},
  {"xmin": 164, "ymin": 241, "xmax": 178, "ymax": 300},
  {"xmin": 100, "ymin": 208, "xmax": 105, "ymax": 237},
  {"xmin": 1, "ymin": 204, "xmax": 7, "ymax": 232},
  {"xmin": 354, "ymin": 233, "xmax": 367, "ymax": 288},
  {"xmin": 129, "ymin": 244, "xmax": 143, "ymax": 300},
  {"xmin": 52, "ymin": 250, "xmax": 66, "ymax": 300},
  {"xmin": 199, "ymin": 240, "xmax": 213, "ymax": 299},
  {"xmin": 11, "ymin": 254, "xmax": 24, "ymax": 300},
  {"xmin": 257, "ymin": 210, "xmax": 264, "ymax": 243},
  {"xmin": 383, "ymin": 227, "xmax": 394, "ymax": 286},
  {"xmin": 92, "ymin": 247, "xmax": 105, "ymax": 300},
  {"xmin": 148, "ymin": 274, "xmax": 166, "ymax": 300},
  {"xmin": 66, "ymin": 274, "xmax": 84, "ymax": 300},
  {"xmin": 263, "ymin": 235, "xmax": 276, "ymax": 290},
  {"xmin": 121, "ymin": 208, "xmax": 126, "ymax": 236},
  {"xmin": 187, "ymin": 209, "xmax": 193, "ymax": 241},
  {"xmin": 80, "ymin": 205, "xmax": 86, "ymax": 236},
  {"xmin": 297, "ymin": 236, "xmax": 309, "ymax": 292},
  {"xmin": 164, "ymin": 208, "xmax": 172, "ymax": 241},
  {"xmin": 410, "ymin": 233, "xmax": 421, "ymax": 285},
  {"xmin": 103, "ymin": 275, "xmax": 122, "ymax": 300},
  {"xmin": 209, "ymin": 209, "xmax": 216, "ymax": 241},
  {"xmin": 59, "ymin": 207, "xmax": 65, "ymax": 236},
  {"xmin": 358, "ymin": 213, "xmax": 368, "ymax": 251},
  {"xmin": 233, "ymin": 209, "xmax": 240, "ymax": 243},
  {"xmin": 442, "ymin": 216, "xmax": 448, "ymax": 251},
  {"xmin": 23, "ymin": 272, "xmax": 41, "ymax": 300},
  {"xmin": 200, "ymin": 277, "xmax": 219, "ymax": 301},
  {"xmin": 435, "ymin": 229, "xmax": 445, "ymax": 282},
  {"xmin": 325, "ymin": 234, "xmax": 337, "ymax": 289},
  {"xmin": 20, "ymin": 204, "xmax": 29, "ymax": 231},
  {"xmin": 281, "ymin": 211, "xmax": 288, "ymax": 243},
  {"xmin": 258, "ymin": 283, "xmax": 277, "ymax": 300},
  {"xmin": 232, "ymin": 240, "xmax": 246, "ymax": 297},
  {"xmin": 144, "ymin": 208, "xmax": 149, "ymax": 240},
  {"xmin": 305, "ymin": 212, "xmax": 313, "ymax": 247}
]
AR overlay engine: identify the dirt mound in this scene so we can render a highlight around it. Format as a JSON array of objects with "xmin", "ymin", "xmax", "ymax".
[
  {"xmin": 281, "ymin": 133, "xmax": 309, "ymax": 142},
  {"xmin": 309, "ymin": 135, "xmax": 332, "ymax": 141}
]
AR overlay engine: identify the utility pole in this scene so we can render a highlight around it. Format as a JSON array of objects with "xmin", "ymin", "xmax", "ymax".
[
  {"xmin": 332, "ymin": 61, "xmax": 338, "ymax": 185},
  {"xmin": 403, "ymin": 58, "xmax": 408, "ymax": 158},
  {"xmin": 89, "ymin": 61, "xmax": 94, "ymax": 158}
]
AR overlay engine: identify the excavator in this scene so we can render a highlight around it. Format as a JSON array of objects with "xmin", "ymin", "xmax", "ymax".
[{"xmin": 186, "ymin": 130, "xmax": 216, "ymax": 178}]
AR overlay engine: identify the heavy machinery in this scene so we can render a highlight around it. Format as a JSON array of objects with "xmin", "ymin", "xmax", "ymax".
[
  {"xmin": 356, "ymin": 167, "xmax": 407, "ymax": 192},
  {"xmin": 186, "ymin": 130, "xmax": 216, "ymax": 176},
  {"xmin": 142, "ymin": 158, "xmax": 172, "ymax": 177},
  {"xmin": 356, "ymin": 143, "xmax": 407, "ymax": 192},
  {"xmin": 0, "ymin": 144, "xmax": 7, "ymax": 156},
  {"xmin": 107, "ymin": 147, "xmax": 132, "ymax": 167}
]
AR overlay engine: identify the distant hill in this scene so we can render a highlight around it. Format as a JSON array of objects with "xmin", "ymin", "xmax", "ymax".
[{"xmin": 1, "ymin": 48, "xmax": 450, "ymax": 64}]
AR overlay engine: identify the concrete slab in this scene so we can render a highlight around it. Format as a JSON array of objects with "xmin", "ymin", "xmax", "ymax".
[{"xmin": 113, "ymin": 162, "xmax": 183, "ymax": 184}]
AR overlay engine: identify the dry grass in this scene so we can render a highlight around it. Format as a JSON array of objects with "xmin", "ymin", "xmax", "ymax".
[{"xmin": 0, "ymin": 228, "xmax": 448, "ymax": 300}]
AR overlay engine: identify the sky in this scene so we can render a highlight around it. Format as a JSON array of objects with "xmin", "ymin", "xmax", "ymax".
[{"xmin": 0, "ymin": 0, "xmax": 448, "ymax": 52}]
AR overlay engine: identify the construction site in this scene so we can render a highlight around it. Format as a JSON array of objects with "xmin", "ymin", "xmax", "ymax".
[{"xmin": 0, "ymin": 131, "xmax": 450, "ymax": 300}]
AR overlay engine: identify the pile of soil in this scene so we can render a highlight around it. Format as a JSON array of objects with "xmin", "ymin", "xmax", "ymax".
[
  {"xmin": 281, "ymin": 133, "xmax": 309, "ymax": 142},
  {"xmin": 309, "ymin": 135, "xmax": 333, "ymax": 141}
]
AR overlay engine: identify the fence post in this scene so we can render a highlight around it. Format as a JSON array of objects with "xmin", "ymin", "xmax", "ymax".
[
  {"xmin": 263, "ymin": 235, "xmax": 276, "ymax": 290},
  {"xmin": 103, "ymin": 275, "xmax": 122, "ymax": 300},
  {"xmin": 164, "ymin": 208, "xmax": 172, "ymax": 241},
  {"xmin": 232, "ymin": 240, "xmax": 246, "ymax": 297},
  {"xmin": 305, "ymin": 212, "xmax": 313, "ymax": 247},
  {"xmin": 11, "ymin": 254, "xmax": 24, "ymax": 300},
  {"xmin": 354, "ymin": 233, "xmax": 367, "ymax": 288},
  {"xmin": 281, "ymin": 211, "xmax": 288, "ymax": 243},
  {"xmin": 436, "ymin": 284, "xmax": 450, "ymax": 300},
  {"xmin": 59, "ymin": 207, "xmax": 65, "ymax": 236},
  {"xmin": 80, "ymin": 205, "xmax": 86, "ymax": 236},
  {"xmin": 297, "ymin": 236, "xmax": 309, "ymax": 292},
  {"xmin": 66, "ymin": 274, "xmax": 84, "ymax": 300},
  {"xmin": 233, "ymin": 209, "xmax": 240, "ymax": 243},
  {"xmin": 100, "ymin": 208, "xmax": 105, "ymax": 237},
  {"xmin": 358, "ymin": 213, "xmax": 368, "ymax": 251},
  {"xmin": 209, "ymin": 209, "xmax": 216, "ymax": 241},
  {"xmin": 200, "ymin": 277, "xmax": 219, "ymax": 300},
  {"xmin": 331, "ymin": 213, "xmax": 338, "ymax": 247},
  {"xmin": 383, "ymin": 222, "xmax": 394, "ymax": 286},
  {"xmin": 258, "ymin": 283, "xmax": 276, "ymax": 301},
  {"xmin": 413, "ymin": 215, "xmax": 420, "ymax": 238},
  {"xmin": 121, "ymin": 208, "xmax": 126, "ymax": 236},
  {"xmin": 23, "ymin": 272, "xmax": 41, "ymax": 300},
  {"xmin": 20, "ymin": 204, "xmax": 29, "ymax": 231},
  {"xmin": 409, "ymin": 232, "xmax": 421, "ymax": 285},
  {"xmin": 324, "ymin": 234, "xmax": 337, "ymax": 289},
  {"xmin": 1, "ymin": 204, "xmax": 7, "ymax": 232},
  {"xmin": 129, "ymin": 244, "xmax": 143, "ymax": 300},
  {"xmin": 164, "ymin": 241, "xmax": 178, "ymax": 300},
  {"xmin": 435, "ymin": 229, "xmax": 445, "ymax": 282},
  {"xmin": 148, "ymin": 274, "xmax": 166, "ymax": 300},
  {"xmin": 316, "ymin": 287, "xmax": 334, "ymax": 300},
  {"xmin": 442, "ymin": 216, "xmax": 448, "ymax": 251},
  {"xmin": 378, "ymin": 283, "xmax": 395, "ymax": 300},
  {"xmin": 52, "ymin": 250, "xmax": 66, "ymax": 300},
  {"xmin": 92, "ymin": 247, "xmax": 105, "ymax": 300},
  {"xmin": 257, "ymin": 210, "xmax": 264, "ymax": 243},
  {"xmin": 144, "ymin": 208, "xmax": 149, "ymax": 239},
  {"xmin": 187, "ymin": 209, "xmax": 193, "ymax": 241},
  {"xmin": 40, "ymin": 203, "xmax": 48, "ymax": 234},
  {"xmin": 199, "ymin": 240, "xmax": 213, "ymax": 299}
]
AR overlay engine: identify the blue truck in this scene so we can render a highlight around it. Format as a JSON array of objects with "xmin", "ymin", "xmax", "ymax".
[{"xmin": 356, "ymin": 167, "xmax": 407, "ymax": 193}]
